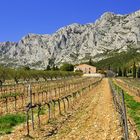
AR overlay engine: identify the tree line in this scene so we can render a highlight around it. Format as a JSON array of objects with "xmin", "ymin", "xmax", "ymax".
[
  {"xmin": 0, "ymin": 63, "xmax": 81, "ymax": 86},
  {"xmin": 117, "ymin": 61, "xmax": 140, "ymax": 78}
]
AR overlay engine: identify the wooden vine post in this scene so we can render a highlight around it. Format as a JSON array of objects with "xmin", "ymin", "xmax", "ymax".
[
  {"xmin": 58, "ymin": 99, "xmax": 62, "ymax": 115},
  {"xmin": 47, "ymin": 103, "xmax": 51, "ymax": 122},
  {"xmin": 66, "ymin": 96, "xmax": 70, "ymax": 109},
  {"xmin": 28, "ymin": 83, "xmax": 34, "ymax": 130},
  {"xmin": 5, "ymin": 97, "xmax": 8, "ymax": 112},
  {"xmin": 62, "ymin": 98, "xmax": 66, "ymax": 113},
  {"xmin": 121, "ymin": 90, "xmax": 129, "ymax": 140},
  {"xmin": 37, "ymin": 104, "xmax": 41, "ymax": 128},
  {"xmin": 53, "ymin": 100, "xmax": 56, "ymax": 118},
  {"xmin": 14, "ymin": 95, "xmax": 17, "ymax": 111},
  {"xmin": 26, "ymin": 105, "xmax": 30, "ymax": 136}
]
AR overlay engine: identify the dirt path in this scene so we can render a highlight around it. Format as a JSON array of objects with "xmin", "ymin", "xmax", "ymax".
[{"xmin": 47, "ymin": 78, "xmax": 122, "ymax": 140}]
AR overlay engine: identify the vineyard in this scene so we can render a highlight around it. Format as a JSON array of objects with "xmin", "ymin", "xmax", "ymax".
[
  {"xmin": 0, "ymin": 73, "xmax": 140, "ymax": 139},
  {"xmin": 114, "ymin": 78, "xmax": 140, "ymax": 98},
  {"xmin": 0, "ymin": 70, "xmax": 102, "ymax": 139},
  {"xmin": 0, "ymin": 70, "xmax": 82, "ymax": 114}
]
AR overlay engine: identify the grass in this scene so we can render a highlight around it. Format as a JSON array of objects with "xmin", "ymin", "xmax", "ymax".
[
  {"xmin": 112, "ymin": 80, "xmax": 140, "ymax": 131},
  {"xmin": 33, "ymin": 106, "xmax": 47, "ymax": 115},
  {"xmin": 0, "ymin": 114, "xmax": 26, "ymax": 135},
  {"xmin": 124, "ymin": 93, "xmax": 140, "ymax": 131}
]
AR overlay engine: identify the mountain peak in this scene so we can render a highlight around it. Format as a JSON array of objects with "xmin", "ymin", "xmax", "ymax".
[{"xmin": 0, "ymin": 10, "xmax": 140, "ymax": 69}]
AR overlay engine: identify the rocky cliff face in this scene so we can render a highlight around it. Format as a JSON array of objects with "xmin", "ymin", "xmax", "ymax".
[{"xmin": 1, "ymin": 10, "xmax": 140, "ymax": 69}]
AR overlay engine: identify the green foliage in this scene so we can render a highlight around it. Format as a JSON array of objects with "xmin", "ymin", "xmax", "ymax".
[
  {"xmin": 0, "ymin": 66, "xmax": 10, "ymax": 85},
  {"xmin": 51, "ymin": 65, "xmax": 59, "ymax": 71},
  {"xmin": 0, "ymin": 65, "xmax": 82, "ymax": 85},
  {"xmin": 88, "ymin": 58, "xmax": 94, "ymax": 66},
  {"xmin": 9, "ymin": 69, "xmax": 21, "ymax": 84},
  {"xmin": 0, "ymin": 92, "xmax": 21, "ymax": 99},
  {"xmin": 23, "ymin": 66, "xmax": 30, "ymax": 70},
  {"xmin": 75, "ymin": 69, "xmax": 83, "ymax": 73},
  {"xmin": 0, "ymin": 114, "xmax": 26, "ymax": 134},
  {"xmin": 46, "ymin": 65, "xmax": 51, "ymax": 70},
  {"xmin": 94, "ymin": 49, "xmax": 140, "ymax": 71},
  {"xmin": 30, "ymin": 70, "xmax": 40, "ymax": 81},
  {"xmin": 60, "ymin": 63, "xmax": 74, "ymax": 71}
]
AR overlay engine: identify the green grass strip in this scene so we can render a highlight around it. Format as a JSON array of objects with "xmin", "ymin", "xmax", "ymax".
[
  {"xmin": 0, "ymin": 114, "xmax": 26, "ymax": 135},
  {"xmin": 0, "ymin": 92, "xmax": 21, "ymax": 99},
  {"xmin": 111, "ymin": 80, "xmax": 140, "ymax": 131},
  {"xmin": 124, "ymin": 92, "xmax": 140, "ymax": 131}
]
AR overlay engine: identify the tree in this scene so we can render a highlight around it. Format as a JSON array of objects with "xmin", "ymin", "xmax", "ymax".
[
  {"xmin": 88, "ymin": 58, "xmax": 93, "ymax": 66},
  {"xmin": 0, "ymin": 66, "xmax": 9, "ymax": 86},
  {"xmin": 118, "ymin": 67, "xmax": 122, "ymax": 77},
  {"xmin": 108, "ymin": 65, "xmax": 111, "ymax": 70},
  {"xmin": 10, "ymin": 69, "xmax": 21, "ymax": 84},
  {"xmin": 40, "ymin": 71, "xmax": 48, "ymax": 81},
  {"xmin": 128, "ymin": 68, "xmax": 132, "ymax": 74},
  {"xmin": 137, "ymin": 67, "xmax": 140, "ymax": 78},
  {"xmin": 20, "ymin": 69, "xmax": 30, "ymax": 82},
  {"xmin": 46, "ymin": 65, "xmax": 51, "ymax": 70},
  {"xmin": 30, "ymin": 70, "xmax": 40, "ymax": 81},
  {"xmin": 133, "ymin": 61, "xmax": 137, "ymax": 78},
  {"xmin": 51, "ymin": 65, "xmax": 58, "ymax": 71},
  {"xmin": 23, "ymin": 66, "xmax": 30, "ymax": 70},
  {"xmin": 123, "ymin": 67, "xmax": 127, "ymax": 77},
  {"xmin": 60, "ymin": 63, "xmax": 74, "ymax": 71},
  {"xmin": 55, "ymin": 66, "xmax": 59, "ymax": 70}
]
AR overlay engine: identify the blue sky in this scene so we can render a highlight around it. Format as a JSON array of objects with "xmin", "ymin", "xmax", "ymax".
[{"xmin": 0, "ymin": 0, "xmax": 140, "ymax": 42}]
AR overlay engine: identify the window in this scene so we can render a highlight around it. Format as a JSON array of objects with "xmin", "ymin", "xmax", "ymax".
[{"xmin": 89, "ymin": 68, "xmax": 91, "ymax": 74}]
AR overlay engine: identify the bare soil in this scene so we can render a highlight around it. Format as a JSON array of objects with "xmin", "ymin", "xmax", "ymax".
[{"xmin": 47, "ymin": 78, "xmax": 123, "ymax": 140}]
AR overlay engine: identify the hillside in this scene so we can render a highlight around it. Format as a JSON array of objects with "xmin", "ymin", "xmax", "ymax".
[
  {"xmin": 94, "ymin": 48, "xmax": 140, "ymax": 70},
  {"xmin": 1, "ymin": 10, "xmax": 140, "ymax": 69}
]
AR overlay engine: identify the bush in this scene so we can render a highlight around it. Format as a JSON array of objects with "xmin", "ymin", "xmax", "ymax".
[{"xmin": 60, "ymin": 63, "xmax": 74, "ymax": 71}]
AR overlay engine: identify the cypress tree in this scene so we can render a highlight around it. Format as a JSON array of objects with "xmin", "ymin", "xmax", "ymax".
[
  {"xmin": 133, "ymin": 61, "xmax": 137, "ymax": 78},
  {"xmin": 118, "ymin": 67, "xmax": 122, "ymax": 77},
  {"xmin": 123, "ymin": 67, "xmax": 127, "ymax": 77},
  {"xmin": 88, "ymin": 58, "xmax": 93, "ymax": 66},
  {"xmin": 137, "ymin": 67, "xmax": 140, "ymax": 78},
  {"xmin": 46, "ymin": 65, "xmax": 51, "ymax": 70}
]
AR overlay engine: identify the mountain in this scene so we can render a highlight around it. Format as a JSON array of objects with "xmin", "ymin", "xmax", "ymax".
[{"xmin": 1, "ymin": 10, "xmax": 140, "ymax": 69}]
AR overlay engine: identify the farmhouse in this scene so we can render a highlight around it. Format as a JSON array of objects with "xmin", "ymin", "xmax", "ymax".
[{"xmin": 74, "ymin": 64, "xmax": 96, "ymax": 74}]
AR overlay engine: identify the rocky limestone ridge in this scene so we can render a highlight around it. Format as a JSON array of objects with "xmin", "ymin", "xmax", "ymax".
[{"xmin": 1, "ymin": 10, "xmax": 140, "ymax": 69}]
